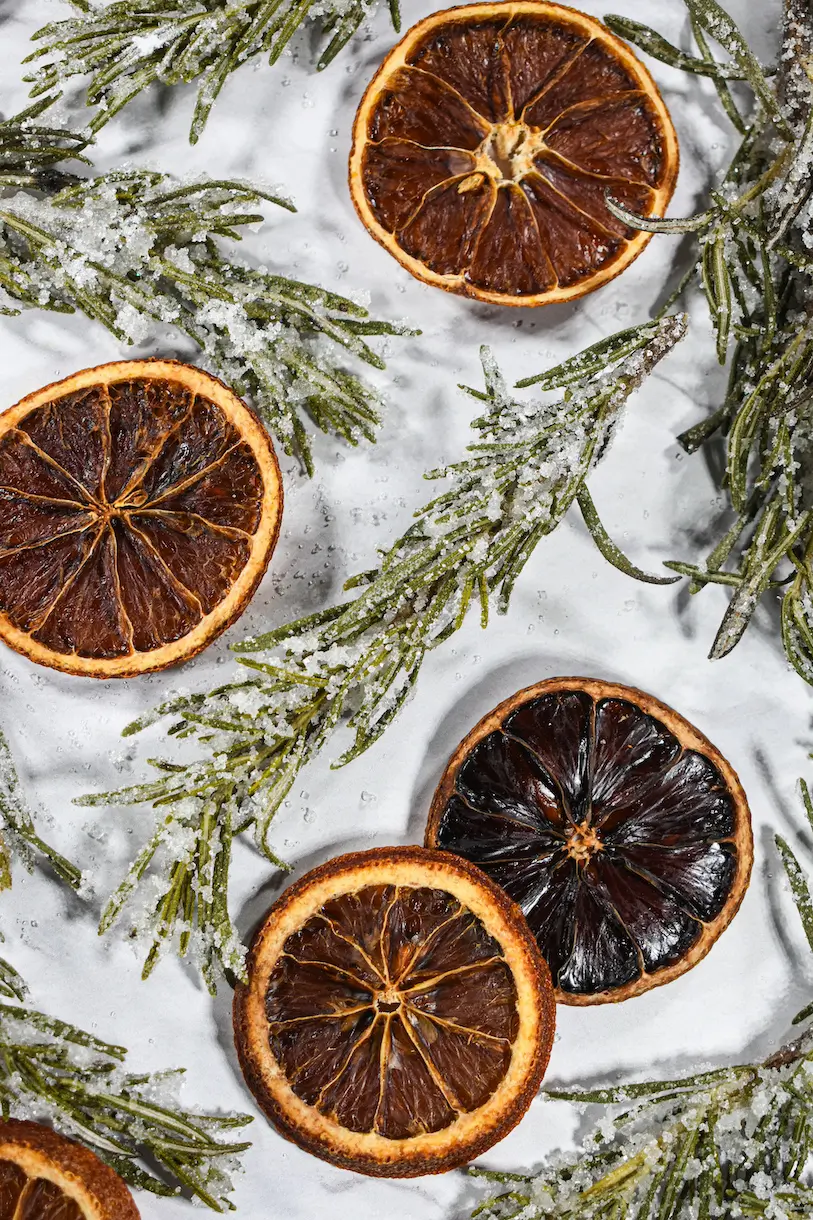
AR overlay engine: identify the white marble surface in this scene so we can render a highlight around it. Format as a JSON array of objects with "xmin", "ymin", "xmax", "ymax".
[{"xmin": 0, "ymin": 1, "xmax": 809, "ymax": 1217}]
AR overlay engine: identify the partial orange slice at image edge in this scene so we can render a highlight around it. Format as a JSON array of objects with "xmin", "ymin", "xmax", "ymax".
[
  {"xmin": 350, "ymin": 1, "xmax": 679, "ymax": 306},
  {"xmin": 0, "ymin": 360, "xmax": 283, "ymax": 678},
  {"xmin": 0, "ymin": 1119, "xmax": 140, "ymax": 1219}
]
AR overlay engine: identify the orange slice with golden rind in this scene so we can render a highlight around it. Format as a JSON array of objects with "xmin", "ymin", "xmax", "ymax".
[
  {"xmin": 349, "ymin": 2, "xmax": 679, "ymax": 305},
  {"xmin": 233, "ymin": 846, "xmax": 555, "ymax": 1176},
  {"xmin": 0, "ymin": 360, "xmax": 282, "ymax": 678},
  {"xmin": 0, "ymin": 1120, "xmax": 139, "ymax": 1219}
]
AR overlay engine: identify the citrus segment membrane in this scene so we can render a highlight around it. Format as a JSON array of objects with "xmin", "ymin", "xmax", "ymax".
[
  {"xmin": 234, "ymin": 847, "xmax": 555, "ymax": 1176},
  {"xmin": 0, "ymin": 362, "xmax": 282, "ymax": 677},
  {"xmin": 350, "ymin": 2, "xmax": 679, "ymax": 305},
  {"xmin": 427, "ymin": 681, "xmax": 752, "ymax": 1004}
]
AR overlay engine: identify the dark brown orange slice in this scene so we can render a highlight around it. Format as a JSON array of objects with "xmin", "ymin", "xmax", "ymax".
[
  {"xmin": 426, "ymin": 678, "xmax": 752, "ymax": 1004},
  {"xmin": 0, "ymin": 360, "xmax": 282, "ymax": 677},
  {"xmin": 233, "ymin": 846, "xmax": 555, "ymax": 1176},
  {"xmin": 0, "ymin": 1120, "xmax": 139, "ymax": 1219},
  {"xmin": 349, "ymin": 2, "xmax": 679, "ymax": 305}
]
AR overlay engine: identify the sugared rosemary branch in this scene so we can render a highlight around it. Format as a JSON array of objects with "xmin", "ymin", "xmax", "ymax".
[
  {"xmin": 0, "ymin": 959, "xmax": 251, "ymax": 1210},
  {"xmin": 23, "ymin": 0, "xmax": 400, "ymax": 144},
  {"xmin": 0, "ymin": 727, "xmax": 81, "ymax": 893},
  {"xmin": 77, "ymin": 317, "xmax": 686, "ymax": 991},
  {"xmin": 0, "ymin": 724, "xmax": 81, "ymax": 1000},
  {"xmin": 0, "ymin": 106, "xmax": 409, "ymax": 472},
  {"xmin": 0, "ymin": 95, "xmax": 89, "ymax": 192},
  {"xmin": 605, "ymin": 0, "xmax": 813, "ymax": 678},
  {"xmin": 0, "ymin": 958, "xmax": 27, "ymax": 1004},
  {"xmin": 470, "ymin": 781, "xmax": 813, "ymax": 1220}
]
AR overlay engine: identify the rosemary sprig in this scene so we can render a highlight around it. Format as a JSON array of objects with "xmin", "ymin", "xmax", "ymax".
[
  {"xmin": 0, "ymin": 726, "xmax": 82, "ymax": 1003},
  {"xmin": 23, "ymin": 0, "xmax": 400, "ymax": 144},
  {"xmin": 0, "ymin": 959, "xmax": 251, "ymax": 1210},
  {"xmin": 0, "ymin": 958, "xmax": 28, "ymax": 1004},
  {"xmin": 0, "ymin": 95, "xmax": 89, "ymax": 192},
  {"xmin": 0, "ymin": 727, "xmax": 81, "ymax": 893},
  {"xmin": 605, "ymin": 0, "xmax": 813, "ymax": 677},
  {"xmin": 77, "ymin": 317, "xmax": 686, "ymax": 991},
  {"xmin": 470, "ymin": 779, "xmax": 813, "ymax": 1220},
  {"xmin": 0, "ymin": 108, "xmax": 410, "ymax": 473}
]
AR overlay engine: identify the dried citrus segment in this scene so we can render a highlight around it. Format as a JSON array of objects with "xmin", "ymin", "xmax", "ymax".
[
  {"xmin": 426, "ymin": 678, "xmax": 753, "ymax": 1005},
  {"xmin": 467, "ymin": 182, "xmax": 556, "ymax": 294},
  {"xmin": 0, "ymin": 1120, "xmax": 139, "ymax": 1220},
  {"xmin": 350, "ymin": 1, "xmax": 678, "ymax": 305},
  {"xmin": 0, "ymin": 361, "xmax": 282, "ymax": 678},
  {"xmin": 233, "ymin": 846, "xmax": 554, "ymax": 1176}
]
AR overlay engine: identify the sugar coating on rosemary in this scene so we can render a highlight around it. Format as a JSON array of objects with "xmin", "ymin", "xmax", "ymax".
[
  {"xmin": 24, "ymin": 0, "xmax": 401, "ymax": 144},
  {"xmin": 471, "ymin": 1048, "xmax": 813, "ymax": 1218},
  {"xmin": 76, "ymin": 316, "xmax": 686, "ymax": 992},
  {"xmin": 472, "ymin": 779, "xmax": 813, "ymax": 1220},
  {"xmin": 0, "ymin": 102, "xmax": 410, "ymax": 473},
  {"xmin": 0, "ymin": 961, "xmax": 251, "ymax": 1210},
  {"xmin": 605, "ymin": 0, "xmax": 813, "ymax": 681}
]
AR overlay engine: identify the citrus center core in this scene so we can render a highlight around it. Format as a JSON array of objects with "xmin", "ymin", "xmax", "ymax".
[
  {"xmin": 472, "ymin": 121, "xmax": 539, "ymax": 185},
  {"xmin": 565, "ymin": 821, "xmax": 604, "ymax": 865}
]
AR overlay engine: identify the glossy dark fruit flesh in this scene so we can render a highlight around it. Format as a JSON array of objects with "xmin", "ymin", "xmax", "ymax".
[
  {"xmin": 427, "ymin": 679, "xmax": 752, "ymax": 1004},
  {"xmin": 0, "ymin": 1159, "xmax": 87, "ymax": 1220}
]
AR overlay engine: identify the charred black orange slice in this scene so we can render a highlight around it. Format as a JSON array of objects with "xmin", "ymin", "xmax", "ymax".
[{"xmin": 426, "ymin": 678, "xmax": 752, "ymax": 1004}]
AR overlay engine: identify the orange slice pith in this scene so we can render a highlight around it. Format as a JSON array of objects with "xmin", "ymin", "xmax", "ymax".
[
  {"xmin": 349, "ymin": 1, "xmax": 679, "ymax": 306},
  {"xmin": 0, "ymin": 360, "xmax": 283, "ymax": 678},
  {"xmin": 233, "ymin": 846, "xmax": 555, "ymax": 1177},
  {"xmin": 0, "ymin": 1119, "xmax": 139, "ymax": 1219}
]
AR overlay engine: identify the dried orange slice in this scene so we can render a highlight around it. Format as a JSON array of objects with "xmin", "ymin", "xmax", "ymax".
[
  {"xmin": 426, "ymin": 678, "xmax": 753, "ymax": 1005},
  {"xmin": 0, "ymin": 1119, "xmax": 139, "ymax": 1219},
  {"xmin": 0, "ymin": 360, "xmax": 282, "ymax": 678},
  {"xmin": 349, "ymin": 2, "xmax": 678, "ymax": 305},
  {"xmin": 233, "ymin": 846, "xmax": 554, "ymax": 1176}
]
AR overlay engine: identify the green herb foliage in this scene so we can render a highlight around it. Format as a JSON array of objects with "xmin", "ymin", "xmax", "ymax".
[
  {"xmin": 0, "ymin": 96, "xmax": 89, "ymax": 192},
  {"xmin": 604, "ymin": 0, "xmax": 813, "ymax": 679},
  {"xmin": 470, "ymin": 783, "xmax": 813, "ymax": 1220},
  {"xmin": 0, "ymin": 960, "xmax": 251, "ymax": 1210},
  {"xmin": 0, "ymin": 727, "xmax": 81, "ymax": 893},
  {"xmin": 0, "ymin": 104, "xmax": 409, "ymax": 473},
  {"xmin": 78, "ymin": 318, "xmax": 686, "ymax": 991},
  {"xmin": 24, "ymin": 0, "xmax": 400, "ymax": 144}
]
